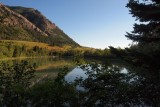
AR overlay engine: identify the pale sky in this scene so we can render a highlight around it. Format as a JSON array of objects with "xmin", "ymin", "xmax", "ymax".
[{"xmin": 0, "ymin": 0, "xmax": 135, "ymax": 49}]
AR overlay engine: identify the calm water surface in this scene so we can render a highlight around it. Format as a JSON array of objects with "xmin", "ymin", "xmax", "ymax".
[
  {"xmin": 0, "ymin": 57, "xmax": 129, "ymax": 81},
  {"xmin": 0, "ymin": 57, "xmax": 159, "ymax": 106}
]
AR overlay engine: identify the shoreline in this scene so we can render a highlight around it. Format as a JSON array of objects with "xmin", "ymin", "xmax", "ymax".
[{"xmin": 0, "ymin": 56, "xmax": 55, "ymax": 61}]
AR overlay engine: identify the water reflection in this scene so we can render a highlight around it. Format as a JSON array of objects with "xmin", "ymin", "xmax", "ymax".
[
  {"xmin": 0, "ymin": 57, "xmax": 159, "ymax": 106},
  {"xmin": 65, "ymin": 60, "xmax": 160, "ymax": 107},
  {"xmin": 0, "ymin": 57, "xmax": 75, "ymax": 80}
]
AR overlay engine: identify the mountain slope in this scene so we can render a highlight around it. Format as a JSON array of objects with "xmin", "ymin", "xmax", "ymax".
[
  {"xmin": 0, "ymin": 3, "xmax": 47, "ymax": 40},
  {"xmin": 0, "ymin": 3, "xmax": 78, "ymax": 46}
]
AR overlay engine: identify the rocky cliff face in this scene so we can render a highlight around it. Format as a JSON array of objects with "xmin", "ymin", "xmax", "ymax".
[
  {"xmin": 0, "ymin": 3, "xmax": 78, "ymax": 46},
  {"xmin": 0, "ymin": 3, "xmax": 47, "ymax": 36},
  {"xmin": 8, "ymin": 6, "xmax": 56, "ymax": 34}
]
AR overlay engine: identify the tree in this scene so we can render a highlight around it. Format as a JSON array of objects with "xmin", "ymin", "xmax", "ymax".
[
  {"xmin": 0, "ymin": 61, "xmax": 36, "ymax": 107},
  {"xmin": 126, "ymin": 0, "xmax": 160, "ymax": 44},
  {"xmin": 13, "ymin": 46, "xmax": 21, "ymax": 57},
  {"xmin": 125, "ymin": 0, "xmax": 160, "ymax": 66}
]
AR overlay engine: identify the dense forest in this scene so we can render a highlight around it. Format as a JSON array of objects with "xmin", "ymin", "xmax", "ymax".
[{"xmin": 0, "ymin": 40, "xmax": 112, "ymax": 59}]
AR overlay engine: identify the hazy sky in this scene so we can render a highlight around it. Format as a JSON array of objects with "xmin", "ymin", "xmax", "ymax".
[{"xmin": 0, "ymin": 0, "xmax": 135, "ymax": 49}]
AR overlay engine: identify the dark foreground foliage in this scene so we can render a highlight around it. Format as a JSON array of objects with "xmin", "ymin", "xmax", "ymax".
[
  {"xmin": 0, "ymin": 61, "xmax": 35, "ymax": 107},
  {"xmin": 0, "ymin": 60, "xmax": 159, "ymax": 107}
]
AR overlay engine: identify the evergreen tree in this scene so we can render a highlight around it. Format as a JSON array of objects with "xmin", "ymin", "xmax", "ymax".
[
  {"xmin": 126, "ymin": 0, "xmax": 160, "ymax": 44},
  {"xmin": 125, "ymin": 0, "xmax": 160, "ymax": 67}
]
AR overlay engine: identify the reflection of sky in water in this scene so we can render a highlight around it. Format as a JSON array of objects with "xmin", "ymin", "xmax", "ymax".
[
  {"xmin": 65, "ymin": 67, "xmax": 88, "ymax": 83},
  {"xmin": 65, "ymin": 65, "xmax": 133, "ymax": 92},
  {"xmin": 120, "ymin": 68, "xmax": 128, "ymax": 74},
  {"xmin": 65, "ymin": 66, "xmax": 129, "ymax": 83},
  {"xmin": 65, "ymin": 66, "xmax": 88, "ymax": 91}
]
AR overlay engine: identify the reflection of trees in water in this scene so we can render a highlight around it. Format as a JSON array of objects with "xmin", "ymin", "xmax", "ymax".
[
  {"xmin": 0, "ymin": 57, "xmax": 74, "ymax": 69},
  {"xmin": 75, "ymin": 62, "xmax": 160, "ymax": 107},
  {"xmin": 0, "ymin": 59, "xmax": 160, "ymax": 107}
]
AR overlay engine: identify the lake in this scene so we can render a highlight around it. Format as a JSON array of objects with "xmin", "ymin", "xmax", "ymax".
[
  {"xmin": 0, "ymin": 57, "xmax": 76, "ymax": 83},
  {"xmin": 0, "ymin": 57, "xmax": 159, "ymax": 106},
  {"xmin": 0, "ymin": 57, "xmax": 128, "ymax": 82}
]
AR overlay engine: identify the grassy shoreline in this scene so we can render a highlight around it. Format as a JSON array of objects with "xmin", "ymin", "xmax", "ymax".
[{"xmin": 0, "ymin": 56, "xmax": 54, "ymax": 61}]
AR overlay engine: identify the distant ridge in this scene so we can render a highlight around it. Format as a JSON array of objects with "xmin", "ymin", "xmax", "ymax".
[{"xmin": 0, "ymin": 3, "xmax": 79, "ymax": 46}]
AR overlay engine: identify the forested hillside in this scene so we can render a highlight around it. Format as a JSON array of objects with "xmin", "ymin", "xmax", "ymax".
[{"xmin": 0, "ymin": 40, "xmax": 111, "ymax": 59}]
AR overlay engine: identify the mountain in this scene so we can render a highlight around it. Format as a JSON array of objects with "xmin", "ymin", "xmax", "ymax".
[{"xmin": 0, "ymin": 3, "xmax": 79, "ymax": 46}]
